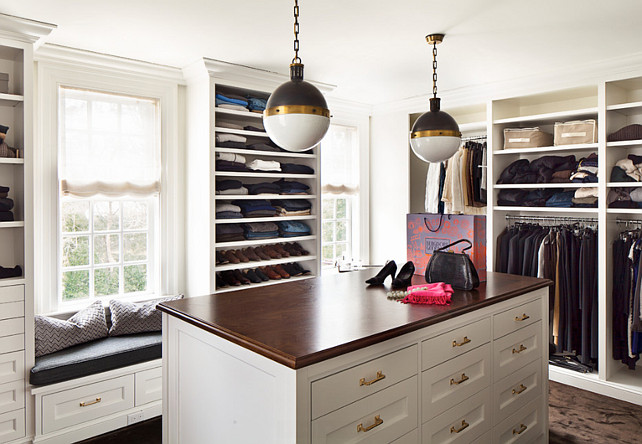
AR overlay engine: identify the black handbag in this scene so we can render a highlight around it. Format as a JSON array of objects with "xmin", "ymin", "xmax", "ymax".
[{"xmin": 424, "ymin": 239, "xmax": 480, "ymax": 290}]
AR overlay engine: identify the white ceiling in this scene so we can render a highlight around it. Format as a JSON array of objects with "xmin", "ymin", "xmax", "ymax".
[{"xmin": 2, "ymin": 0, "xmax": 642, "ymax": 105}]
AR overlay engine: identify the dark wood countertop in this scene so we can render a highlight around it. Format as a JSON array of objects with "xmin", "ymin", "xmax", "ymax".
[{"xmin": 159, "ymin": 271, "xmax": 551, "ymax": 369}]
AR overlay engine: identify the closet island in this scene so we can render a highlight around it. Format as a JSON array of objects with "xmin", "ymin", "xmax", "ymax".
[{"xmin": 158, "ymin": 270, "xmax": 550, "ymax": 443}]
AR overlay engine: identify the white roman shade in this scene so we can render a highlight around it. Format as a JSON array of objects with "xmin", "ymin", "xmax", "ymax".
[
  {"xmin": 59, "ymin": 87, "xmax": 160, "ymax": 197},
  {"xmin": 321, "ymin": 124, "xmax": 359, "ymax": 195}
]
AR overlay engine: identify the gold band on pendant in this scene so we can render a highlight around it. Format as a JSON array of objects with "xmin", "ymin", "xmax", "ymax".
[
  {"xmin": 411, "ymin": 130, "xmax": 462, "ymax": 138},
  {"xmin": 265, "ymin": 105, "xmax": 330, "ymax": 117}
]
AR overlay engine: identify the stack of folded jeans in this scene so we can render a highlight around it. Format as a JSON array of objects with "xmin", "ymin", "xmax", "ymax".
[
  {"xmin": 216, "ymin": 133, "xmax": 248, "ymax": 149},
  {"xmin": 232, "ymin": 199, "xmax": 277, "ymax": 218},
  {"xmin": 242, "ymin": 222, "xmax": 279, "ymax": 240},
  {"xmin": 271, "ymin": 199, "xmax": 312, "ymax": 216},
  {"xmin": 247, "ymin": 159, "xmax": 281, "ymax": 172},
  {"xmin": 570, "ymin": 153, "xmax": 598, "ymax": 183},
  {"xmin": 216, "ymin": 180, "xmax": 248, "ymax": 195},
  {"xmin": 246, "ymin": 182, "xmax": 281, "ymax": 195},
  {"xmin": 215, "ymin": 202, "xmax": 242, "ymax": 219},
  {"xmin": 215, "ymin": 93, "xmax": 248, "ymax": 112},
  {"xmin": 216, "ymin": 224, "xmax": 245, "ymax": 242},
  {"xmin": 273, "ymin": 179, "xmax": 309, "ymax": 195},
  {"xmin": 281, "ymin": 163, "xmax": 315, "ymax": 174},
  {"xmin": 276, "ymin": 221, "xmax": 311, "ymax": 237},
  {"xmin": 545, "ymin": 191, "xmax": 576, "ymax": 207},
  {"xmin": 246, "ymin": 97, "xmax": 267, "ymax": 113},
  {"xmin": 0, "ymin": 186, "xmax": 13, "ymax": 222}
]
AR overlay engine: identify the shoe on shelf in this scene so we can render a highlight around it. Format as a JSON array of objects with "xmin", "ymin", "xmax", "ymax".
[
  {"xmin": 234, "ymin": 249, "xmax": 250, "ymax": 263},
  {"xmin": 253, "ymin": 247, "xmax": 271, "ymax": 261},
  {"xmin": 292, "ymin": 262, "xmax": 311, "ymax": 275},
  {"xmin": 391, "ymin": 261, "xmax": 415, "ymax": 289},
  {"xmin": 233, "ymin": 269, "xmax": 251, "ymax": 285},
  {"xmin": 221, "ymin": 250, "xmax": 240, "ymax": 264},
  {"xmin": 220, "ymin": 270, "xmax": 241, "ymax": 286},
  {"xmin": 215, "ymin": 272, "xmax": 229, "ymax": 288},
  {"xmin": 216, "ymin": 251, "xmax": 229, "ymax": 265},
  {"xmin": 290, "ymin": 242, "xmax": 309, "ymax": 256},
  {"xmin": 244, "ymin": 269, "xmax": 261, "ymax": 283},
  {"xmin": 282, "ymin": 243, "xmax": 301, "ymax": 256},
  {"xmin": 273, "ymin": 244, "xmax": 290, "ymax": 257},
  {"xmin": 365, "ymin": 260, "xmax": 397, "ymax": 285},
  {"xmin": 260, "ymin": 266, "xmax": 281, "ymax": 280},
  {"xmin": 254, "ymin": 267, "xmax": 269, "ymax": 281},
  {"xmin": 243, "ymin": 248, "xmax": 261, "ymax": 261},
  {"xmin": 273, "ymin": 264, "xmax": 290, "ymax": 279},
  {"xmin": 282, "ymin": 263, "xmax": 301, "ymax": 277}
]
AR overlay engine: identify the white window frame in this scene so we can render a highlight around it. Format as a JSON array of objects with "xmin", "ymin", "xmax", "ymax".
[
  {"xmin": 35, "ymin": 50, "xmax": 184, "ymax": 314},
  {"xmin": 321, "ymin": 196, "xmax": 353, "ymax": 268}
]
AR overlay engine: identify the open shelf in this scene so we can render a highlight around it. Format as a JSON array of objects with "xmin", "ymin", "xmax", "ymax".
[
  {"xmin": 215, "ymin": 194, "xmax": 316, "ymax": 200},
  {"xmin": 0, "ymin": 277, "xmax": 25, "ymax": 287},
  {"xmin": 214, "ymin": 127, "xmax": 268, "ymax": 138},
  {"xmin": 606, "ymin": 101, "xmax": 642, "ymax": 115},
  {"xmin": 495, "ymin": 183, "xmax": 595, "ymax": 189},
  {"xmin": 494, "ymin": 206, "xmax": 598, "ymax": 213},
  {"xmin": 607, "ymin": 208, "xmax": 642, "ymax": 214},
  {"xmin": 495, "ymin": 143, "xmax": 598, "ymax": 155},
  {"xmin": 215, "ymin": 255, "xmax": 316, "ymax": 272},
  {"xmin": 215, "ymin": 235, "xmax": 316, "ymax": 248},
  {"xmin": 459, "ymin": 121, "xmax": 487, "ymax": 132},
  {"xmin": 607, "ymin": 182, "xmax": 642, "ymax": 188},
  {"xmin": 493, "ymin": 107, "xmax": 598, "ymax": 125},
  {"xmin": 214, "ymin": 172, "xmax": 316, "ymax": 179},
  {"xmin": 0, "ymin": 93, "xmax": 24, "ymax": 106},
  {"xmin": 0, "ymin": 221, "xmax": 24, "ymax": 228},
  {"xmin": 215, "ymin": 274, "xmax": 315, "ymax": 294},
  {"xmin": 214, "ymin": 106, "xmax": 263, "ymax": 119},
  {"xmin": 215, "ymin": 147, "xmax": 315, "ymax": 159},
  {"xmin": 0, "ymin": 158, "xmax": 24, "ymax": 165},
  {"xmin": 607, "ymin": 140, "xmax": 642, "ymax": 148},
  {"xmin": 215, "ymin": 215, "xmax": 315, "ymax": 224}
]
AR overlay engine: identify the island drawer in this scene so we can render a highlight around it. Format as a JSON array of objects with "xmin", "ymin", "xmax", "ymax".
[
  {"xmin": 42, "ymin": 374, "xmax": 134, "ymax": 434},
  {"xmin": 493, "ymin": 298, "xmax": 541, "ymax": 339},
  {"xmin": 422, "ymin": 343, "xmax": 491, "ymax": 422},
  {"xmin": 493, "ymin": 396, "xmax": 544, "ymax": 443},
  {"xmin": 311, "ymin": 376, "xmax": 417, "ymax": 444},
  {"xmin": 422, "ymin": 317, "xmax": 490, "ymax": 370},
  {"xmin": 493, "ymin": 359, "xmax": 542, "ymax": 425},
  {"xmin": 0, "ymin": 351, "xmax": 24, "ymax": 385},
  {"xmin": 311, "ymin": 345, "xmax": 417, "ymax": 419},
  {"xmin": 0, "ymin": 380, "xmax": 24, "ymax": 415},
  {"xmin": 0, "ymin": 408, "xmax": 25, "ymax": 442},
  {"xmin": 0, "ymin": 286, "xmax": 23, "ymax": 304},
  {"xmin": 493, "ymin": 322, "xmax": 541, "ymax": 382},
  {"xmin": 422, "ymin": 387, "xmax": 491, "ymax": 444},
  {"xmin": 0, "ymin": 318, "xmax": 23, "ymax": 339}
]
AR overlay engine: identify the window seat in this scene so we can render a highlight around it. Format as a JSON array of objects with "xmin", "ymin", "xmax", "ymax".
[{"xmin": 30, "ymin": 331, "xmax": 161, "ymax": 386}]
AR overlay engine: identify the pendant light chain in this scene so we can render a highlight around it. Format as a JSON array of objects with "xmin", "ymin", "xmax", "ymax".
[
  {"xmin": 292, "ymin": 0, "xmax": 301, "ymax": 64},
  {"xmin": 432, "ymin": 41, "xmax": 438, "ymax": 98}
]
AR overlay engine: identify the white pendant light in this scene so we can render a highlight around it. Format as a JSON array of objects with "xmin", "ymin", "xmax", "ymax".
[
  {"xmin": 264, "ymin": 0, "xmax": 330, "ymax": 152},
  {"xmin": 409, "ymin": 34, "xmax": 461, "ymax": 163}
]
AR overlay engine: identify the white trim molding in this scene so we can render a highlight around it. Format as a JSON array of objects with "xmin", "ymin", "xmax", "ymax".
[{"xmin": 0, "ymin": 13, "xmax": 55, "ymax": 44}]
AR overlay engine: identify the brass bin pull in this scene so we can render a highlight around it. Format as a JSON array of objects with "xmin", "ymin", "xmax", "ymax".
[
  {"xmin": 513, "ymin": 423, "xmax": 527, "ymax": 435},
  {"xmin": 515, "ymin": 313, "xmax": 530, "ymax": 322},
  {"xmin": 512, "ymin": 344, "xmax": 528, "ymax": 354},
  {"xmin": 79, "ymin": 397, "xmax": 101, "ymax": 407},
  {"xmin": 450, "ymin": 373, "xmax": 469, "ymax": 385},
  {"xmin": 450, "ymin": 419, "xmax": 469, "ymax": 434},
  {"xmin": 452, "ymin": 336, "xmax": 472, "ymax": 347},
  {"xmin": 512, "ymin": 384, "xmax": 527, "ymax": 395},
  {"xmin": 357, "ymin": 415, "xmax": 383, "ymax": 433},
  {"xmin": 359, "ymin": 371, "xmax": 386, "ymax": 386}
]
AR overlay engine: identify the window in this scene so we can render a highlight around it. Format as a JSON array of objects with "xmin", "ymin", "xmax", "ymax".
[
  {"xmin": 58, "ymin": 87, "xmax": 160, "ymax": 305},
  {"xmin": 321, "ymin": 124, "xmax": 360, "ymax": 268}
]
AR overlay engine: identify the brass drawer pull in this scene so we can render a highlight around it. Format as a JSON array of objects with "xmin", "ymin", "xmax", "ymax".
[
  {"xmin": 512, "ymin": 344, "xmax": 528, "ymax": 354},
  {"xmin": 450, "ymin": 419, "xmax": 469, "ymax": 434},
  {"xmin": 79, "ymin": 397, "xmax": 101, "ymax": 407},
  {"xmin": 515, "ymin": 313, "xmax": 530, "ymax": 322},
  {"xmin": 450, "ymin": 373, "xmax": 469, "ymax": 385},
  {"xmin": 512, "ymin": 384, "xmax": 527, "ymax": 395},
  {"xmin": 513, "ymin": 423, "xmax": 527, "ymax": 435},
  {"xmin": 359, "ymin": 371, "xmax": 385, "ymax": 386},
  {"xmin": 357, "ymin": 415, "xmax": 383, "ymax": 433},
  {"xmin": 452, "ymin": 336, "xmax": 471, "ymax": 347}
]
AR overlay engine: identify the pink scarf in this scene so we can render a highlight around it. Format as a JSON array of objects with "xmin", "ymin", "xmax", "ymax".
[{"xmin": 399, "ymin": 282, "xmax": 453, "ymax": 305}]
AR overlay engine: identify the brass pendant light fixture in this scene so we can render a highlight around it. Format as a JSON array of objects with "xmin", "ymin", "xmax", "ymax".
[
  {"xmin": 264, "ymin": 0, "xmax": 331, "ymax": 152},
  {"xmin": 409, "ymin": 33, "xmax": 461, "ymax": 162}
]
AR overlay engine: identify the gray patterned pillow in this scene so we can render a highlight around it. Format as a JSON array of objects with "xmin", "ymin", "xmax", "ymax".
[
  {"xmin": 108, "ymin": 295, "xmax": 183, "ymax": 336},
  {"xmin": 35, "ymin": 300, "xmax": 109, "ymax": 357}
]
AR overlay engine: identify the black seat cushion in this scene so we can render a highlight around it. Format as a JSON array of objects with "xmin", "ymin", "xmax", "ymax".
[{"xmin": 30, "ymin": 332, "xmax": 161, "ymax": 386}]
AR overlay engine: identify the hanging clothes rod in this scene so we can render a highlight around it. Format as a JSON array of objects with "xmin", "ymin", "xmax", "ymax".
[
  {"xmin": 616, "ymin": 218, "xmax": 642, "ymax": 227},
  {"xmin": 505, "ymin": 214, "xmax": 598, "ymax": 224},
  {"xmin": 461, "ymin": 135, "xmax": 487, "ymax": 142}
]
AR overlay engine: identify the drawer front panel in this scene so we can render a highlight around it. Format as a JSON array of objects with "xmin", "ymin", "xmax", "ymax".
[
  {"xmin": 493, "ymin": 396, "xmax": 544, "ymax": 444},
  {"xmin": 494, "ymin": 322, "xmax": 541, "ymax": 382},
  {"xmin": 422, "ymin": 317, "xmax": 491, "ymax": 370},
  {"xmin": 0, "ymin": 351, "xmax": 24, "ymax": 385},
  {"xmin": 0, "ymin": 380, "xmax": 24, "ymax": 415},
  {"xmin": 135, "ymin": 366, "xmax": 162, "ymax": 406},
  {"xmin": 422, "ymin": 344, "xmax": 491, "ymax": 422},
  {"xmin": 391, "ymin": 428, "xmax": 418, "ymax": 444},
  {"xmin": 493, "ymin": 298, "xmax": 541, "ymax": 339},
  {"xmin": 312, "ymin": 345, "xmax": 417, "ymax": 419},
  {"xmin": 422, "ymin": 387, "xmax": 491, "ymax": 444},
  {"xmin": 0, "ymin": 408, "xmax": 25, "ymax": 442},
  {"xmin": 0, "ymin": 286, "xmax": 23, "ymax": 304},
  {"xmin": 0, "ymin": 318, "xmax": 23, "ymax": 338},
  {"xmin": 472, "ymin": 430, "xmax": 491, "ymax": 443},
  {"xmin": 311, "ymin": 376, "xmax": 417, "ymax": 444},
  {"xmin": 0, "ymin": 302, "xmax": 23, "ymax": 322},
  {"xmin": 494, "ymin": 359, "xmax": 542, "ymax": 425},
  {"xmin": 42, "ymin": 374, "xmax": 135, "ymax": 434},
  {"xmin": 0, "ymin": 335, "xmax": 23, "ymax": 354}
]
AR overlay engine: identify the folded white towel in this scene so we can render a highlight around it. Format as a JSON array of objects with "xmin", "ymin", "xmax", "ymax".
[
  {"xmin": 574, "ymin": 187, "xmax": 598, "ymax": 199},
  {"xmin": 216, "ymin": 203, "xmax": 242, "ymax": 212},
  {"xmin": 217, "ymin": 121, "xmax": 244, "ymax": 130},
  {"xmin": 216, "ymin": 103, "xmax": 247, "ymax": 112},
  {"xmin": 247, "ymin": 159, "xmax": 281, "ymax": 172},
  {"xmin": 216, "ymin": 133, "xmax": 247, "ymax": 143},
  {"xmin": 215, "ymin": 187, "xmax": 249, "ymax": 195},
  {"xmin": 216, "ymin": 152, "xmax": 246, "ymax": 163}
]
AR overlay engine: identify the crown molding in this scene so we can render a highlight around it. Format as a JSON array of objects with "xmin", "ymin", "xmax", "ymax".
[
  {"xmin": 0, "ymin": 13, "xmax": 55, "ymax": 44},
  {"xmin": 327, "ymin": 97, "xmax": 373, "ymax": 117},
  {"xmin": 35, "ymin": 44, "xmax": 185, "ymax": 84}
]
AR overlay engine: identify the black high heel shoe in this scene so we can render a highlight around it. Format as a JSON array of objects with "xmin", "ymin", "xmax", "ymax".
[
  {"xmin": 365, "ymin": 260, "xmax": 397, "ymax": 285},
  {"xmin": 392, "ymin": 261, "xmax": 415, "ymax": 289}
]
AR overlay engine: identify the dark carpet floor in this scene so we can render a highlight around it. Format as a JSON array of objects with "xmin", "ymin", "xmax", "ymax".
[{"xmin": 76, "ymin": 382, "xmax": 642, "ymax": 443}]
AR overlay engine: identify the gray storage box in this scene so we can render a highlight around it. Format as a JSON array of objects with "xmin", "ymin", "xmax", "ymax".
[{"xmin": 0, "ymin": 73, "xmax": 8, "ymax": 94}]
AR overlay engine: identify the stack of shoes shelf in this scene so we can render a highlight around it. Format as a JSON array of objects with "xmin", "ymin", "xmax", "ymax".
[{"xmin": 213, "ymin": 84, "xmax": 319, "ymax": 293}]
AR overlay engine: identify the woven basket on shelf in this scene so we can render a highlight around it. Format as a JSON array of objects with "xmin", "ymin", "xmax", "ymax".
[{"xmin": 0, "ymin": 142, "xmax": 16, "ymax": 158}]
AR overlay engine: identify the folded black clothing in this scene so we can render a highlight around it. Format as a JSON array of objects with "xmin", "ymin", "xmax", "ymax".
[
  {"xmin": 497, "ymin": 159, "xmax": 530, "ymax": 184},
  {"xmin": 232, "ymin": 199, "xmax": 276, "ymax": 213},
  {"xmin": 216, "ymin": 211, "xmax": 243, "ymax": 219},
  {"xmin": 522, "ymin": 189, "xmax": 556, "ymax": 207},
  {"xmin": 242, "ymin": 222, "xmax": 279, "ymax": 233},
  {"xmin": 512, "ymin": 172, "xmax": 538, "ymax": 184},
  {"xmin": 529, "ymin": 155, "xmax": 576, "ymax": 172},
  {"xmin": 216, "ymin": 179, "xmax": 243, "ymax": 191},
  {"xmin": 611, "ymin": 166, "xmax": 637, "ymax": 182},
  {"xmin": 0, "ymin": 211, "xmax": 13, "ymax": 222},
  {"xmin": 571, "ymin": 175, "xmax": 598, "ymax": 183},
  {"xmin": 216, "ymin": 160, "xmax": 248, "ymax": 172},
  {"xmin": 628, "ymin": 154, "xmax": 642, "ymax": 164},
  {"xmin": 273, "ymin": 178, "xmax": 309, "ymax": 192},
  {"xmin": 0, "ymin": 185, "xmax": 8, "ymax": 193},
  {"xmin": 0, "ymin": 198, "xmax": 14, "ymax": 212},
  {"xmin": 497, "ymin": 189, "xmax": 528, "ymax": 205},
  {"xmin": 608, "ymin": 124, "xmax": 642, "ymax": 142},
  {"xmin": 243, "ymin": 210, "xmax": 277, "ymax": 218},
  {"xmin": 271, "ymin": 199, "xmax": 312, "ymax": 211},
  {"xmin": 216, "ymin": 224, "xmax": 244, "ymax": 235},
  {"xmin": 246, "ymin": 182, "xmax": 281, "ymax": 195},
  {"xmin": 0, "ymin": 265, "xmax": 22, "ymax": 279},
  {"xmin": 216, "ymin": 233, "xmax": 246, "ymax": 242},
  {"xmin": 281, "ymin": 163, "xmax": 315, "ymax": 174},
  {"xmin": 218, "ymin": 141, "xmax": 248, "ymax": 149},
  {"xmin": 243, "ymin": 125, "xmax": 264, "ymax": 132},
  {"xmin": 248, "ymin": 143, "xmax": 282, "ymax": 152}
]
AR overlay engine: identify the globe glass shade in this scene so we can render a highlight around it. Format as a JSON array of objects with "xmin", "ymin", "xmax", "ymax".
[
  {"xmin": 409, "ymin": 135, "xmax": 461, "ymax": 163},
  {"xmin": 264, "ymin": 113, "xmax": 330, "ymax": 152}
]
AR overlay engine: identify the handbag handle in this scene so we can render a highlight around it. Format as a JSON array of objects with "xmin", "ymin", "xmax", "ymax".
[
  {"xmin": 424, "ymin": 213, "xmax": 450, "ymax": 233},
  {"xmin": 435, "ymin": 238, "xmax": 473, "ymax": 253}
]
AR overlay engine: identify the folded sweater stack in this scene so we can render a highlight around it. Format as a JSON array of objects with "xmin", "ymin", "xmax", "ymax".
[
  {"xmin": 570, "ymin": 153, "xmax": 598, "ymax": 183},
  {"xmin": 242, "ymin": 222, "xmax": 279, "ymax": 240},
  {"xmin": 276, "ymin": 221, "xmax": 311, "ymax": 238},
  {"xmin": 216, "ymin": 180, "xmax": 248, "ymax": 195},
  {"xmin": 271, "ymin": 199, "xmax": 312, "ymax": 216},
  {"xmin": 232, "ymin": 199, "xmax": 277, "ymax": 218},
  {"xmin": 0, "ymin": 185, "xmax": 14, "ymax": 222}
]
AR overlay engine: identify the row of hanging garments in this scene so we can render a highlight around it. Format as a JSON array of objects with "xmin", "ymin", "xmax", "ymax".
[
  {"xmin": 424, "ymin": 138, "xmax": 487, "ymax": 215},
  {"xmin": 495, "ymin": 218, "xmax": 598, "ymax": 370},
  {"xmin": 612, "ymin": 223, "xmax": 642, "ymax": 369}
]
